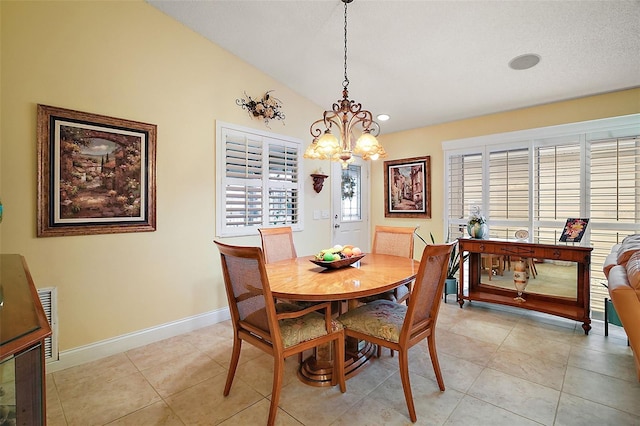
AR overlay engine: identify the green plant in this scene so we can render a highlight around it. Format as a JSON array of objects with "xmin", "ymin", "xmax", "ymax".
[{"xmin": 414, "ymin": 230, "xmax": 468, "ymax": 279}]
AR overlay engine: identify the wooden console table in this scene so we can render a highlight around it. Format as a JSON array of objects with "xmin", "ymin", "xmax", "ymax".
[
  {"xmin": 458, "ymin": 238, "xmax": 593, "ymax": 334},
  {"xmin": 0, "ymin": 254, "xmax": 51, "ymax": 425}
]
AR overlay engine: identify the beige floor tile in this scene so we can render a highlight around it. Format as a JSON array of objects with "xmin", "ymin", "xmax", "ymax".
[
  {"xmin": 488, "ymin": 346, "xmax": 567, "ymax": 390},
  {"xmin": 571, "ymin": 330, "xmax": 631, "ymax": 355},
  {"xmin": 568, "ymin": 345, "xmax": 637, "ymax": 382},
  {"xmin": 141, "ymin": 350, "xmax": 225, "ymax": 397},
  {"xmin": 449, "ymin": 318, "xmax": 512, "ymax": 346},
  {"xmin": 368, "ymin": 372, "xmax": 464, "ymax": 424},
  {"xmin": 562, "ymin": 366, "xmax": 640, "ymax": 417},
  {"xmin": 501, "ymin": 328, "xmax": 571, "ymax": 365},
  {"xmin": 217, "ymin": 399, "xmax": 302, "ymax": 426},
  {"xmin": 519, "ymin": 310, "xmax": 580, "ymax": 332},
  {"xmin": 408, "ymin": 347, "xmax": 484, "ymax": 393},
  {"xmin": 554, "ymin": 392, "xmax": 640, "ymax": 426},
  {"xmin": 105, "ymin": 401, "xmax": 184, "ymax": 425},
  {"xmin": 60, "ymin": 372, "xmax": 160, "ymax": 426},
  {"xmin": 513, "ymin": 317, "xmax": 578, "ymax": 343},
  {"xmin": 126, "ymin": 336, "xmax": 198, "ymax": 371},
  {"xmin": 456, "ymin": 304, "xmax": 522, "ymax": 331},
  {"xmin": 45, "ymin": 374, "xmax": 67, "ymax": 426},
  {"xmin": 444, "ymin": 395, "xmax": 540, "ymax": 425},
  {"xmin": 276, "ymin": 377, "xmax": 362, "ymax": 425},
  {"xmin": 328, "ymin": 395, "xmax": 412, "ymax": 426},
  {"xmin": 234, "ymin": 353, "xmax": 300, "ymax": 397},
  {"xmin": 46, "ymin": 305, "xmax": 640, "ymax": 425},
  {"xmin": 203, "ymin": 335, "xmax": 265, "ymax": 367},
  {"xmin": 53, "ymin": 352, "xmax": 138, "ymax": 396},
  {"xmin": 345, "ymin": 355, "xmax": 399, "ymax": 396},
  {"xmin": 468, "ymin": 368, "xmax": 560, "ymax": 425},
  {"xmin": 436, "ymin": 331, "xmax": 499, "ymax": 366},
  {"xmin": 165, "ymin": 373, "xmax": 263, "ymax": 425}
]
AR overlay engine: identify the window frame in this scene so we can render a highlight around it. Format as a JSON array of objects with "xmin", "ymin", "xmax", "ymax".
[
  {"xmin": 216, "ymin": 121, "xmax": 304, "ymax": 237},
  {"xmin": 442, "ymin": 114, "xmax": 640, "ymax": 315}
]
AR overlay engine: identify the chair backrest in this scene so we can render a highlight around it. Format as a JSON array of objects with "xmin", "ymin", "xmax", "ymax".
[
  {"xmin": 258, "ymin": 226, "xmax": 298, "ymax": 264},
  {"xmin": 214, "ymin": 240, "xmax": 280, "ymax": 348},
  {"xmin": 371, "ymin": 225, "xmax": 417, "ymax": 259},
  {"xmin": 404, "ymin": 242, "xmax": 455, "ymax": 334}
]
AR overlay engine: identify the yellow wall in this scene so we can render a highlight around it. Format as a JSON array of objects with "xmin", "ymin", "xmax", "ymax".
[
  {"xmin": 0, "ymin": 1, "xmax": 331, "ymax": 351},
  {"xmin": 374, "ymin": 88, "xmax": 640, "ymax": 245},
  {"xmin": 1, "ymin": 0, "xmax": 638, "ymax": 357}
]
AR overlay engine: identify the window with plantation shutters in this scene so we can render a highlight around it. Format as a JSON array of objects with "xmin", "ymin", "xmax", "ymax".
[
  {"xmin": 443, "ymin": 114, "xmax": 640, "ymax": 316},
  {"xmin": 446, "ymin": 152, "xmax": 483, "ymax": 238},
  {"xmin": 216, "ymin": 122, "xmax": 303, "ymax": 237},
  {"xmin": 489, "ymin": 148, "xmax": 529, "ymax": 221}
]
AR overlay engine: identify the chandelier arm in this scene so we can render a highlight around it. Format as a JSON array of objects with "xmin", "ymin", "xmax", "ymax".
[{"xmin": 309, "ymin": 113, "xmax": 342, "ymax": 138}]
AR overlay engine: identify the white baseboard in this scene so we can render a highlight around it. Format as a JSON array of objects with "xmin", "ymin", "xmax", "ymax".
[{"xmin": 45, "ymin": 307, "xmax": 231, "ymax": 373}]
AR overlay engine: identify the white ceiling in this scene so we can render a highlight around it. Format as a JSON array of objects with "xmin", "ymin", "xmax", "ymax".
[{"xmin": 147, "ymin": 0, "xmax": 640, "ymax": 134}]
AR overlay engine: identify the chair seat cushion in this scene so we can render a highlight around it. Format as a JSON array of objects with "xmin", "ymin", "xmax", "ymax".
[
  {"xmin": 279, "ymin": 312, "xmax": 343, "ymax": 348},
  {"xmin": 338, "ymin": 300, "xmax": 407, "ymax": 343}
]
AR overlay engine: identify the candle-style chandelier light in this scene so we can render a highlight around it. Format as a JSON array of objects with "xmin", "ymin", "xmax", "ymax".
[{"xmin": 304, "ymin": 0, "xmax": 386, "ymax": 169}]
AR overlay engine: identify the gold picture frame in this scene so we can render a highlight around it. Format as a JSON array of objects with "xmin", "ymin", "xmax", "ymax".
[
  {"xmin": 37, "ymin": 104, "xmax": 157, "ymax": 237},
  {"xmin": 384, "ymin": 156, "xmax": 431, "ymax": 218}
]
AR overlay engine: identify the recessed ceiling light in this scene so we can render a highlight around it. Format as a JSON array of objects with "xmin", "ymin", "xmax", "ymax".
[
  {"xmin": 377, "ymin": 114, "xmax": 390, "ymax": 121},
  {"xmin": 509, "ymin": 54, "xmax": 541, "ymax": 70}
]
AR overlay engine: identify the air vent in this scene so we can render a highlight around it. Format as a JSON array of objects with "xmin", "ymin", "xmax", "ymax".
[{"xmin": 37, "ymin": 287, "xmax": 58, "ymax": 362}]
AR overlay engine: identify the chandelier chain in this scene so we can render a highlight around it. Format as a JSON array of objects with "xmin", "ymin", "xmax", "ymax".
[{"xmin": 343, "ymin": 0, "xmax": 349, "ymax": 90}]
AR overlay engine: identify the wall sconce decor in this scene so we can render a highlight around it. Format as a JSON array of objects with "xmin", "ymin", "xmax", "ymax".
[
  {"xmin": 311, "ymin": 173, "xmax": 329, "ymax": 193},
  {"xmin": 236, "ymin": 90, "xmax": 285, "ymax": 128}
]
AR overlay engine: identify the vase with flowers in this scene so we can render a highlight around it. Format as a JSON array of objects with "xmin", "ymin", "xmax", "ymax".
[{"xmin": 467, "ymin": 208, "xmax": 488, "ymax": 239}]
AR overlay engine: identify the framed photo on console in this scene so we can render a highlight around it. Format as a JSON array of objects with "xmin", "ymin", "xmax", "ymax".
[
  {"xmin": 384, "ymin": 156, "xmax": 431, "ymax": 218},
  {"xmin": 559, "ymin": 218, "xmax": 589, "ymax": 243},
  {"xmin": 37, "ymin": 104, "xmax": 157, "ymax": 237}
]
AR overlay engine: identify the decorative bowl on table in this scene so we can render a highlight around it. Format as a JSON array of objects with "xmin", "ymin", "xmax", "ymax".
[{"xmin": 310, "ymin": 254, "xmax": 365, "ymax": 269}]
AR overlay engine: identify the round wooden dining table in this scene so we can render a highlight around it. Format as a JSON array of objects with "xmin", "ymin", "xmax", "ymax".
[{"xmin": 266, "ymin": 253, "xmax": 419, "ymax": 386}]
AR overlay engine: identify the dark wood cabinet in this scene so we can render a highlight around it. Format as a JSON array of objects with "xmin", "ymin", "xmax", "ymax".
[
  {"xmin": 0, "ymin": 254, "xmax": 51, "ymax": 425},
  {"xmin": 458, "ymin": 238, "xmax": 593, "ymax": 334}
]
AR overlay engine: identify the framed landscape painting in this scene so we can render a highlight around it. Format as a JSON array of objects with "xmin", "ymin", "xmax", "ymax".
[
  {"xmin": 384, "ymin": 156, "xmax": 431, "ymax": 218},
  {"xmin": 37, "ymin": 105, "xmax": 157, "ymax": 237}
]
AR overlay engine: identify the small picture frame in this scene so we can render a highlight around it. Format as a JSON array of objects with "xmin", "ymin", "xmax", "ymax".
[
  {"xmin": 559, "ymin": 218, "xmax": 589, "ymax": 243},
  {"xmin": 37, "ymin": 105, "xmax": 157, "ymax": 237},
  {"xmin": 384, "ymin": 156, "xmax": 431, "ymax": 218}
]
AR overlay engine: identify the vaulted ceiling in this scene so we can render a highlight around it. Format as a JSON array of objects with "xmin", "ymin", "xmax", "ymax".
[{"xmin": 148, "ymin": 0, "xmax": 640, "ymax": 134}]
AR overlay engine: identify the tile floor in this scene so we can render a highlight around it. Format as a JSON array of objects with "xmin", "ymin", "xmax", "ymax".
[{"xmin": 45, "ymin": 301, "xmax": 640, "ymax": 425}]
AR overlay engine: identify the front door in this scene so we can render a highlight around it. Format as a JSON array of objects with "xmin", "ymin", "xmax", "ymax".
[{"xmin": 331, "ymin": 158, "xmax": 370, "ymax": 251}]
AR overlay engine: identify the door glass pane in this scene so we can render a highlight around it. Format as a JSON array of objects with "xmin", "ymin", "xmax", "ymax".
[{"xmin": 341, "ymin": 165, "xmax": 361, "ymax": 221}]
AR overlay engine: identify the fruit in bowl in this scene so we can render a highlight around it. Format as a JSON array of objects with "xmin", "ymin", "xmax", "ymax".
[{"xmin": 314, "ymin": 245, "xmax": 362, "ymax": 262}]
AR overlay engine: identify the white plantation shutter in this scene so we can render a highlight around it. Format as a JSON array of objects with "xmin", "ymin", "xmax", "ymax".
[
  {"xmin": 533, "ymin": 142, "xmax": 583, "ymax": 244},
  {"xmin": 589, "ymin": 136, "xmax": 640, "ymax": 224},
  {"xmin": 446, "ymin": 152, "xmax": 483, "ymax": 238},
  {"xmin": 217, "ymin": 123, "xmax": 303, "ymax": 236},
  {"xmin": 267, "ymin": 142, "xmax": 299, "ymax": 225},
  {"xmin": 443, "ymin": 114, "xmax": 640, "ymax": 316},
  {"xmin": 489, "ymin": 148, "xmax": 529, "ymax": 221}
]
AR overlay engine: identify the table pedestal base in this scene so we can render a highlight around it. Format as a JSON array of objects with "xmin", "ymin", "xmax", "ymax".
[{"xmin": 297, "ymin": 338, "xmax": 377, "ymax": 387}]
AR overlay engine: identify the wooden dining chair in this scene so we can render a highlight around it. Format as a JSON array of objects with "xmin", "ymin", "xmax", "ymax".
[
  {"xmin": 258, "ymin": 226, "xmax": 297, "ymax": 264},
  {"xmin": 214, "ymin": 240, "xmax": 346, "ymax": 426},
  {"xmin": 365, "ymin": 225, "xmax": 418, "ymax": 304},
  {"xmin": 338, "ymin": 242, "xmax": 455, "ymax": 423}
]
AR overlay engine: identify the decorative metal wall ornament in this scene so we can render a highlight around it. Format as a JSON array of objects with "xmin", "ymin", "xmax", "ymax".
[
  {"xmin": 304, "ymin": 0, "xmax": 386, "ymax": 169},
  {"xmin": 236, "ymin": 90, "xmax": 285, "ymax": 127}
]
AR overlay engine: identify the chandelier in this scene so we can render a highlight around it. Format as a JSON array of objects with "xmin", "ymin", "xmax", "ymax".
[{"xmin": 304, "ymin": 0, "xmax": 386, "ymax": 169}]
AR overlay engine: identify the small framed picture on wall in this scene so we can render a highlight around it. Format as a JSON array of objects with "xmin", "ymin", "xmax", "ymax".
[{"xmin": 384, "ymin": 156, "xmax": 431, "ymax": 218}]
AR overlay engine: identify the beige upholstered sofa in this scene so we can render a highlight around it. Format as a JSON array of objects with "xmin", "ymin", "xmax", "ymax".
[{"xmin": 603, "ymin": 234, "xmax": 640, "ymax": 381}]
